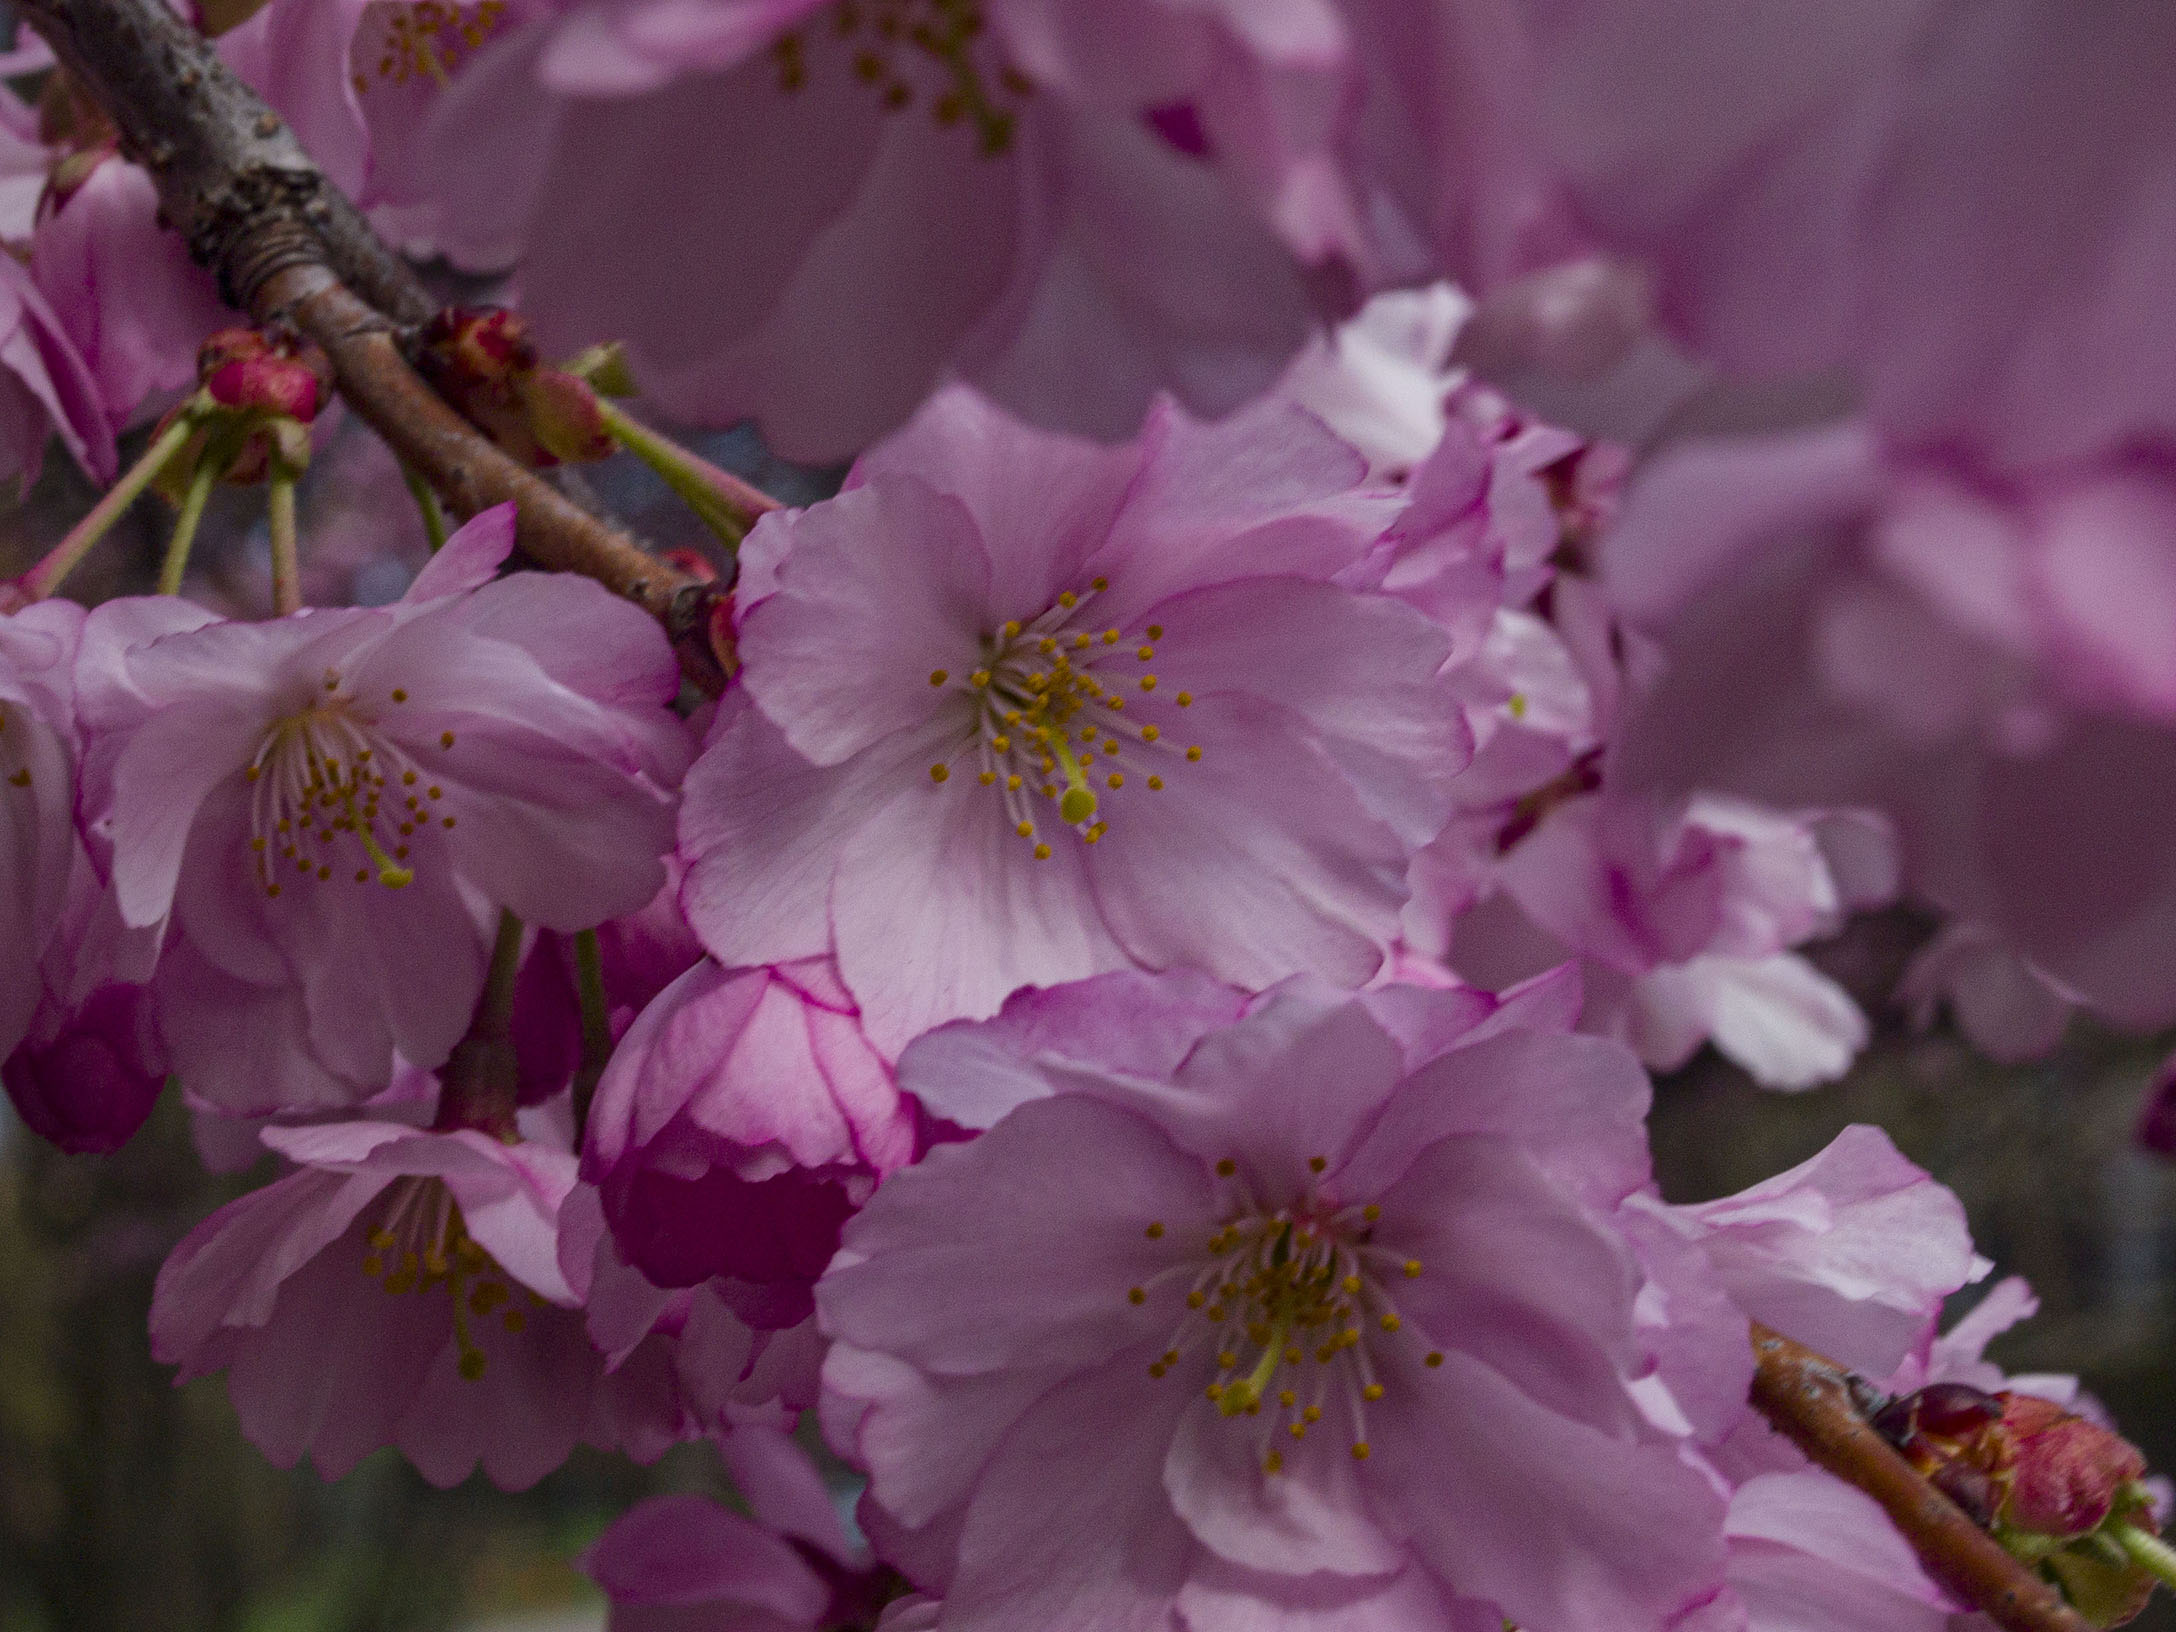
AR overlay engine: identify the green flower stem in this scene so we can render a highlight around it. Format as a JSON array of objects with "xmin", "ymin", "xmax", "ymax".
[
  {"xmin": 436, "ymin": 911, "xmax": 527, "ymax": 1138},
  {"xmin": 2112, "ymin": 1523, "xmax": 2176, "ymax": 1592},
  {"xmin": 569, "ymin": 926, "xmax": 611, "ymax": 1141},
  {"xmin": 267, "ymin": 458, "xmax": 302, "ymax": 615},
  {"xmin": 21, "ymin": 407, "xmax": 201, "ymax": 599},
  {"xmin": 402, "ymin": 460, "xmax": 450, "ymax": 553},
  {"xmin": 156, "ymin": 453, "xmax": 221, "ymax": 597},
  {"xmin": 592, "ymin": 395, "xmax": 775, "ymax": 550}
]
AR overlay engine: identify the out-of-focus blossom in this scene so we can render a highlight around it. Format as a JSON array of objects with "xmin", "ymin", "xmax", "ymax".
[
  {"xmin": 1604, "ymin": 426, "xmax": 2176, "ymax": 1034},
  {"xmin": 151, "ymin": 1119, "xmax": 610, "ymax": 1488},
  {"xmin": 0, "ymin": 600, "xmax": 86, "ymax": 1064},
  {"xmin": 1274, "ymin": 281, "xmax": 1471, "ymax": 484},
  {"xmin": 584, "ymin": 1418, "xmax": 906, "ymax": 1631},
  {"xmin": 0, "ymin": 247, "xmax": 113, "ymax": 483},
  {"xmin": 820, "ymin": 974, "xmax": 1730, "ymax": 1630},
  {"xmin": 232, "ymin": 0, "xmax": 1369, "ymax": 460},
  {"xmin": 681, "ymin": 385, "xmax": 1467, "ymax": 1054},
  {"xmin": 2139, "ymin": 1053, "xmax": 2176, "ymax": 1162},
  {"xmin": 1899, "ymin": 921, "xmax": 2078, "ymax": 1064},
  {"xmin": 583, "ymin": 956, "xmax": 913, "ymax": 1324},
  {"xmin": 1513, "ymin": 0, "xmax": 2176, "ymax": 469},
  {"xmin": 76, "ymin": 505, "xmax": 688, "ymax": 1113}
]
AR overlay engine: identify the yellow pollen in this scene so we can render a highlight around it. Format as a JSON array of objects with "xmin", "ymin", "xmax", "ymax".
[
  {"xmin": 1205, "ymin": 1383, "xmax": 1224, "ymax": 1402},
  {"xmin": 1140, "ymin": 724, "xmax": 1160, "ymax": 741},
  {"xmin": 1351, "ymin": 1442, "xmax": 1371, "ymax": 1461},
  {"xmin": 1147, "ymin": 776, "xmax": 1163, "ymax": 790},
  {"xmin": 1264, "ymin": 1451, "xmax": 1283, "ymax": 1474},
  {"xmin": 1058, "ymin": 591, "xmax": 1077, "ymax": 609},
  {"xmin": 1106, "ymin": 772, "xmax": 1123, "ymax": 789},
  {"xmin": 929, "ymin": 668, "xmax": 949, "ymax": 685},
  {"xmin": 1145, "ymin": 1222, "xmax": 1164, "ymax": 1239},
  {"xmin": 1007, "ymin": 774, "xmax": 1023, "ymax": 791},
  {"xmin": 1002, "ymin": 621, "xmax": 1022, "ymax": 638},
  {"xmin": 1138, "ymin": 645, "xmax": 1155, "ymax": 660},
  {"xmin": 1016, "ymin": 820, "xmax": 1034, "ymax": 838},
  {"xmin": 1102, "ymin": 628, "xmax": 1119, "ymax": 644},
  {"xmin": 971, "ymin": 669, "xmax": 992, "ymax": 688},
  {"xmin": 1187, "ymin": 1291, "xmax": 1207, "ymax": 1310},
  {"xmin": 1363, "ymin": 1383, "xmax": 1385, "ymax": 1401},
  {"xmin": 1342, "ymin": 1275, "xmax": 1361, "ymax": 1294},
  {"xmin": 929, "ymin": 763, "xmax": 950, "ymax": 783},
  {"xmin": 1289, "ymin": 1422, "xmax": 1307, "ymax": 1440},
  {"xmin": 1186, "ymin": 746, "xmax": 1203, "ymax": 761},
  {"xmin": 1302, "ymin": 1404, "xmax": 1322, "ymax": 1423},
  {"xmin": 1363, "ymin": 1205, "xmax": 1381, "ymax": 1222},
  {"xmin": 1176, "ymin": 692, "xmax": 1192, "ymax": 707},
  {"xmin": 439, "ymin": 731, "xmax": 455, "ymax": 749},
  {"xmin": 1146, "ymin": 624, "xmax": 1163, "ymax": 639},
  {"xmin": 1425, "ymin": 1351, "xmax": 1444, "ymax": 1368},
  {"xmin": 980, "ymin": 771, "xmax": 996, "ymax": 786},
  {"xmin": 1033, "ymin": 842, "xmax": 1052, "ymax": 859},
  {"xmin": 1073, "ymin": 633, "xmax": 1091, "ymax": 649},
  {"xmin": 1404, "ymin": 1259, "xmax": 1423, "ymax": 1278},
  {"xmin": 1140, "ymin": 676, "xmax": 1158, "ymax": 692}
]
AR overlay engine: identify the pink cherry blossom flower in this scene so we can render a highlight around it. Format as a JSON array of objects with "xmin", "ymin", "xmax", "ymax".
[
  {"xmin": 1602, "ymin": 424, "xmax": 2176, "ymax": 1033},
  {"xmin": 1718, "ymin": 1469, "xmax": 1957, "ymax": 1632},
  {"xmin": 558, "ymin": 1182, "xmax": 826, "ymax": 1460},
  {"xmin": 583, "ymin": 956, "xmax": 914, "ymax": 1323},
  {"xmin": 1898, "ymin": 921, "xmax": 2079, "ymax": 1065},
  {"xmin": 0, "ymin": 247, "xmax": 113, "ymax": 484},
  {"xmin": 150, "ymin": 1119, "xmax": 612, "ymax": 1488},
  {"xmin": 819, "ymin": 974, "xmax": 1729, "ymax": 1630},
  {"xmin": 29, "ymin": 154, "xmax": 227, "ymax": 424},
  {"xmin": 0, "ymin": 599, "xmax": 87, "ymax": 1064},
  {"xmin": 1629, "ymin": 1124, "xmax": 1984, "ymax": 1382},
  {"xmin": 1515, "ymin": 0, "xmax": 2176, "ymax": 469},
  {"xmin": 681, "ymin": 385, "xmax": 1467, "ymax": 1055},
  {"xmin": 585, "ymin": 1416, "xmax": 910, "ymax": 1631},
  {"xmin": 253, "ymin": 0, "xmax": 1365, "ymax": 458},
  {"xmin": 76, "ymin": 505, "xmax": 689, "ymax": 1114}
]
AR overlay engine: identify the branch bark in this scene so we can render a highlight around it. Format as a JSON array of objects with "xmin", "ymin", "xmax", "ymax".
[
  {"xmin": 16, "ymin": 0, "xmax": 731, "ymax": 692},
  {"xmin": 1749, "ymin": 1322, "xmax": 2096, "ymax": 1632}
]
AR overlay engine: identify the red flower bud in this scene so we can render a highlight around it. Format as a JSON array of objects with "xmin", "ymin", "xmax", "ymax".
[
  {"xmin": 417, "ymin": 306, "xmax": 613, "ymax": 468},
  {"xmin": 1998, "ymin": 1394, "xmax": 2147, "ymax": 1539},
  {"xmin": 197, "ymin": 326, "xmax": 329, "ymax": 422}
]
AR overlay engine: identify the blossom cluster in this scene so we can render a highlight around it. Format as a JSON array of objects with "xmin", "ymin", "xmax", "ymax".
[{"xmin": 1, "ymin": 1, "xmax": 2173, "ymax": 1630}]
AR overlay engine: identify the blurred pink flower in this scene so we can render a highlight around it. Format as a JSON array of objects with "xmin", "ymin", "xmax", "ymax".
[
  {"xmin": 0, "ymin": 248, "xmax": 113, "ymax": 483},
  {"xmin": 29, "ymin": 155, "xmax": 226, "ymax": 424},
  {"xmin": 76, "ymin": 505, "xmax": 689, "ymax": 1113},
  {"xmin": 1603, "ymin": 424, "xmax": 2176, "ymax": 1033},
  {"xmin": 681, "ymin": 385, "xmax": 1467, "ymax": 1054},
  {"xmin": 819, "ymin": 974, "xmax": 1729, "ymax": 1630},
  {"xmin": 1516, "ymin": 0, "xmax": 2176, "ymax": 468}
]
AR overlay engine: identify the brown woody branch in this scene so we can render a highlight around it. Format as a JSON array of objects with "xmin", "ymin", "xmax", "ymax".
[
  {"xmin": 14, "ymin": 0, "xmax": 731, "ymax": 692},
  {"xmin": 1750, "ymin": 1323, "xmax": 2095, "ymax": 1632}
]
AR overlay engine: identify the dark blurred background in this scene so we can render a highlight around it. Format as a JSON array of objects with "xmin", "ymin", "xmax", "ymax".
[{"xmin": 0, "ymin": 426, "xmax": 2170, "ymax": 1631}]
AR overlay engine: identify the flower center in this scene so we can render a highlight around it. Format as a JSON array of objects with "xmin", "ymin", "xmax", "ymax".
[
  {"xmin": 772, "ymin": 0, "xmax": 1032, "ymax": 155},
  {"xmin": 362, "ymin": 1176, "xmax": 539, "ymax": 1380},
  {"xmin": 352, "ymin": 0, "xmax": 508, "ymax": 94},
  {"xmin": 244, "ymin": 672, "xmax": 454, "ymax": 898},
  {"xmin": 1134, "ymin": 1161, "xmax": 1440, "ymax": 1474},
  {"xmin": 923, "ymin": 579, "xmax": 1203, "ymax": 857}
]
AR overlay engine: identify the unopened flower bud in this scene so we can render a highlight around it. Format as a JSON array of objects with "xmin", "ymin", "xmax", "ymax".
[
  {"xmin": 199, "ymin": 326, "xmax": 329, "ymax": 423},
  {"xmin": 3, "ymin": 984, "xmax": 165, "ymax": 1155},
  {"xmin": 417, "ymin": 306, "xmax": 614, "ymax": 467}
]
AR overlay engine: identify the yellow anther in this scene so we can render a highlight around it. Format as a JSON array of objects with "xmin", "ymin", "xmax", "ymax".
[
  {"xmin": 1289, "ymin": 1422, "xmax": 1308, "ymax": 1440},
  {"xmin": 1102, "ymin": 628, "xmax": 1120, "ymax": 644},
  {"xmin": 929, "ymin": 668, "xmax": 949, "ymax": 685},
  {"xmin": 1185, "ymin": 746, "xmax": 1203, "ymax": 761},
  {"xmin": 972, "ymin": 668, "xmax": 993, "ymax": 687},
  {"xmin": 1146, "ymin": 624, "xmax": 1163, "ymax": 639},
  {"xmin": 1074, "ymin": 633, "xmax": 1091, "ymax": 649},
  {"xmin": 1007, "ymin": 774, "xmax": 1023, "ymax": 791},
  {"xmin": 1092, "ymin": 576, "xmax": 1109, "ymax": 591},
  {"xmin": 980, "ymin": 771, "xmax": 996, "ymax": 786},
  {"xmin": 1362, "ymin": 1204, "xmax": 1381, "ymax": 1222},
  {"xmin": 1302, "ymin": 1404, "xmax": 1321, "ymax": 1424},
  {"xmin": 1215, "ymin": 1159, "xmax": 1237, "ymax": 1178},
  {"xmin": 1218, "ymin": 1350, "xmax": 1238, "ymax": 1368},
  {"xmin": 1264, "ymin": 1451, "xmax": 1283, "ymax": 1474},
  {"xmin": 1145, "ymin": 1222, "xmax": 1164, "ymax": 1239},
  {"xmin": 1424, "ymin": 1351, "xmax": 1444, "ymax": 1368},
  {"xmin": 1278, "ymin": 1389, "xmax": 1296, "ymax": 1408},
  {"xmin": 929, "ymin": 764, "xmax": 950, "ymax": 783},
  {"xmin": 1342, "ymin": 1275, "xmax": 1362, "ymax": 1294},
  {"xmin": 1033, "ymin": 842, "xmax": 1052, "ymax": 859},
  {"xmin": 1106, "ymin": 772, "xmax": 1124, "ymax": 789},
  {"xmin": 1308, "ymin": 1156, "xmax": 1327, "ymax": 1173},
  {"xmin": 1015, "ymin": 820, "xmax": 1034, "ymax": 838},
  {"xmin": 1403, "ymin": 1259, "xmax": 1423, "ymax": 1278},
  {"xmin": 1187, "ymin": 1291, "xmax": 1207, "ymax": 1310},
  {"xmin": 1147, "ymin": 776, "xmax": 1164, "ymax": 790},
  {"xmin": 1351, "ymin": 1441, "xmax": 1371, "ymax": 1461},
  {"xmin": 1507, "ymin": 691, "xmax": 1528, "ymax": 719},
  {"xmin": 1205, "ymin": 1383, "xmax": 1224, "ymax": 1402},
  {"xmin": 1363, "ymin": 1383, "xmax": 1385, "ymax": 1401},
  {"xmin": 439, "ymin": 730, "xmax": 455, "ymax": 748},
  {"xmin": 1058, "ymin": 591, "xmax": 1077, "ymax": 608},
  {"xmin": 1128, "ymin": 1286, "xmax": 1146, "ymax": 1305},
  {"xmin": 1176, "ymin": 692, "xmax": 1192, "ymax": 706},
  {"xmin": 1002, "ymin": 620, "xmax": 1022, "ymax": 638}
]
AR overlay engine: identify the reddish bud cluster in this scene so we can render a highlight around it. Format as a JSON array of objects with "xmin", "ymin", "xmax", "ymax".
[
  {"xmin": 415, "ymin": 306, "xmax": 614, "ymax": 468},
  {"xmin": 1877, "ymin": 1383, "xmax": 2161, "ymax": 1625},
  {"xmin": 198, "ymin": 327, "xmax": 330, "ymax": 424}
]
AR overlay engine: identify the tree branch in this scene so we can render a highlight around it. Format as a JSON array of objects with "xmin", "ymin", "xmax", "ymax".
[
  {"xmin": 1750, "ymin": 1323, "xmax": 2096, "ymax": 1632},
  {"xmin": 15, "ymin": 0, "xmax": 731, "ymax": 692}
]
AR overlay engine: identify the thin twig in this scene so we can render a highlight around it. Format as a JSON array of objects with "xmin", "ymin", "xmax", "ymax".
[
  {"xmin": 1749, "ymin": 1323, "xmax": 2095, "ymax": 1632},
  {"xmin": 15, "ymin": 0, "xmax": 733, "ymax": 693}
]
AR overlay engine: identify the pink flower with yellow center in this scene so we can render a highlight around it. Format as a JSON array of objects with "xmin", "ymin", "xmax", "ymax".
[{"xmin": 681, "ymin": 386, "xmax": 1471, "ymax": 1055}]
